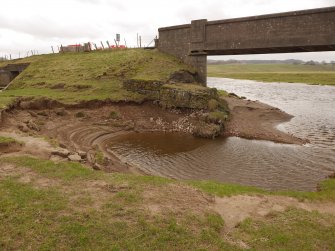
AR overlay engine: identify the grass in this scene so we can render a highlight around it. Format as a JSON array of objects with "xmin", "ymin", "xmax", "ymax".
[
  {"xmin": 0, "ymin": 49, "xmax": 193, "ymax": 109},
  {"xmin": 0, "ymin": 156, "xmax": 237, "ymax": 250},
  {"xmin": 208, "ymin": 64, "xmax": 335, "ymax": 85},
  {"xmin": 0, "ymin": 156, "xmax": 334, "ymax": 250},
  {"xmin": 234, "ymin": 209, "xmax": 335, "ymax": 251},
  {"xmin": 0, "ymin": 136, "xmax": 17, "ymax": 145}
]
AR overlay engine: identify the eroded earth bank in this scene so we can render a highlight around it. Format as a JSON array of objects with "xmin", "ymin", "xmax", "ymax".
[{"xmin": 0, "ymin": 94, "xmax": 305, "ymax": 174}]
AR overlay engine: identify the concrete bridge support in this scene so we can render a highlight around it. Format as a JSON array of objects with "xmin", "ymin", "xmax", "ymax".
[
  {"xmin": 0, "ymin": 63, "xmax": 29, "ymax": 89},
  {"xmin": 158, "ymin": 7, "xmax": 335, "ymax": 86}
]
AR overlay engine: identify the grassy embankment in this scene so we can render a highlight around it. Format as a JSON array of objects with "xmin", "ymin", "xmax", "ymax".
[
  {"xmin": 0, "ymin": 156, "xmax": 334, "ymax": 250},
  {"xmin": 208, "ymin": 64, "xmax": 335, "ymax": 85},
  {"xmin": 0, "ymin": 49, "xmax": 193, "ymax": 109}
]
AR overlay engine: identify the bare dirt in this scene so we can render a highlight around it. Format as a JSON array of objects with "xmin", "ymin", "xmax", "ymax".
[
  {"xmin": 143, "ymin": 184, "xmax": 335, "ymax": 232},
  {"xmin": 224, "ymin": 97, "xmax": 307, "ymax": 144},
  {"xmin": 0, "ymin": 98, "xmax": 306, "ymax": 173}
]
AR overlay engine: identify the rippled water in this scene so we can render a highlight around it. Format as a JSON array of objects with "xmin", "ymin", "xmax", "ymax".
[{"xmin": 108, "ymin": 78, "xmax": 335, "ymax": 191}]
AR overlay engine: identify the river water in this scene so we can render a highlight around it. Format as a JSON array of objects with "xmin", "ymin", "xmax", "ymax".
[{"xmin": 108, "ymin": 78, "xmax": 335, "ymax": 191}]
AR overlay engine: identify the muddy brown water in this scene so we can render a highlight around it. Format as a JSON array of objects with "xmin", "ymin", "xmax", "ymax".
[{"xmin": 108, "ymin": 78, "xmax": 335, "ymax": 191}]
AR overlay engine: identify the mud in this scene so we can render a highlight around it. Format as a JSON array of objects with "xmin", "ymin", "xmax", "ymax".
[
  {"xmin": 0, "ymin": 97, "xmax": 305, "ymax": 173},
  {"xmin": 223, "ymin": 97, "xmax": 307, "ymax": 145}
]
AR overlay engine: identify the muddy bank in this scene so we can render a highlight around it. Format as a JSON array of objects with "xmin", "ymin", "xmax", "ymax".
[
  {"xmin": 0, "ymin": 96, "xmax": 305, "ymax": 174},
  {"xmin": 0, "ymin": 102, "xmax": 214, "ymax": 173},
  {"xmin": 223, "ymin": 97, "xmax": 307, "ymax": 145}
]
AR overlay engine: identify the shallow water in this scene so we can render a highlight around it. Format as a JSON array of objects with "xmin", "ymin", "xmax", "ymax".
[{"xmin": 108, "ymin": 78, "xmax": 335, "ymax": 191}]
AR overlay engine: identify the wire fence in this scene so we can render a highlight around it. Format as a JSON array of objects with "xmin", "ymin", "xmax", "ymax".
[{"xmin": 1, "ymin": 34, "xmax": 158, "ymax": 61}]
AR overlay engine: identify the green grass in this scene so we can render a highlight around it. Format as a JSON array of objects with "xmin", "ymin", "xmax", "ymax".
[
  {"xmin": 0, "ymin": 136, "xmax": 17, "ymax": 145},
  {"xmin": 1, "ymin": 156, "xmax": 335, "ymax": 250},
  {"xmin": 234, "ymin": 209, "xmax": 335, "ymax": 251},
  {"xmin": 189, "ymin": 179, "xmax": 335, "ymax": 202},
  {"xmin": 208, "ymin": 64, "xmax": 335, "ymax": 85},
  {"xmin": 0, "ymin": 49, "xmax": 193, "ymax": 109},
  {"xmin": 0, "ymin": 156, "xmax": 237, "ymax": 250}
]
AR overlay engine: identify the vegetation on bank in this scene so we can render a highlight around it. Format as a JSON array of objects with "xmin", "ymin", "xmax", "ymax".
[
  {"xmin": 208, "ymin": 64, "xmax": 335, "ymax": 85},
  {"xmin": 0, "ymin": 136, "xmax": 16, "ymax": 144},
  {"xmin": 0, "ymin": 49, "xmax": 194, "ymax": 109},
  {"xmin": 0, "ymin": 156, "xmax": 334, "ymax": 250}
]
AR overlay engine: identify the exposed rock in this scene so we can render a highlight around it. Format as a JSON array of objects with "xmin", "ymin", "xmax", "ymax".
[
  {"xmin": 52, "ymin": 148, "xmax": 70, "ymax": 158},
  {"xmin": 169, "ymin": 70, "xmax": 198, "ymax": 83},
  {"xmin": 160, "ymin": 84, "xmax": 218, "ymax": 109},
  {"xmin": 26, "ymin": 120, "xmax": 40, "ymax": 131},
  {"xmin": 18, "ymin": 123, "xmax": 29, "ymax": 133},
  {"xmin": 193, "ymin": 122, "xmax": 223, "ymax": 139},
  {"xmin": 59, "ymin": 143, "xmax": 67, "ymax": 149},
  {"xmin": 123, "ymin": 79, "xmax": 164, "ymax": 100},
  {"xmin": 93, "ymin": 163, "xmax": 103, "ymax": 170},
  {"xmin": 68, "ymin": 153, "xmax": 82, "ymax": 162},
  {"xmin": 77, "ymin": 150, "xmax": 87, "ymax": 158}
]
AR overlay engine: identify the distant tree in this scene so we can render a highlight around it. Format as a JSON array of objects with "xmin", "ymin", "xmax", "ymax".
[{"xmin": 305, "ymin": 60, "xmax": 316, "ymax": 65}]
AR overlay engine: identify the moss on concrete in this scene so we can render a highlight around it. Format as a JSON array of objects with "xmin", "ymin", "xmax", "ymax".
[{"xmin": 160, "ymin": 84, "xmax": 218, "ymax": 109}]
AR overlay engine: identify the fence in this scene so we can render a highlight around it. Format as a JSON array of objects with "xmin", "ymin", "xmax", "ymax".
[{"xmin": 1, "ymin": 34, "xmax": 158, "ymax": 59}]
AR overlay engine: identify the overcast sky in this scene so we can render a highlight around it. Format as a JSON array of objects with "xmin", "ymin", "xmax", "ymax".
[{"xmin": 1, "ymin": 0, "xmax": 335, "ymax": 61}]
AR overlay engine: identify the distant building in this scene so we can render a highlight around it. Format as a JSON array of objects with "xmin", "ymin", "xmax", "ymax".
[{"xmin": 60, "ymin": 43, "xmax": 91, "ymax": 53}]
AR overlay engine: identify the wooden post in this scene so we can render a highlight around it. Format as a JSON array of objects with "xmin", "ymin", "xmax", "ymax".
[
  {"xmin": 106, "ymin": 41, "xmax": 110, "ymax": 49},
  {"xmin": 139, "ymin": 36, "xmax": 142, "ymax": 48},
  {"xmin": 100, "ymin": 41, "xmax": 105, "ymax": 49},
  {"xmin": 137, "ymin": 33, "xmax": 139, "ymax": 48},
  {"xmin": 51, "ymin": 46, "xmax": 54, "ymax": 53},
  {"xmin": 114, "ymin": 39, "xmax": 118, "ymax": 48},
  {"xmin": 94, "ymin": 43, "xmax": 98, "ymax": 50},
  {"xmin": 124, "ymin": 38, "xmax": 127, "ymax": 48}
]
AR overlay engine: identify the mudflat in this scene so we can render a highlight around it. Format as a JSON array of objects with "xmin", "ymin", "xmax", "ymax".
[{"xmin": 223, "ymin": 96, "xmax": 306, "ymax": 144}]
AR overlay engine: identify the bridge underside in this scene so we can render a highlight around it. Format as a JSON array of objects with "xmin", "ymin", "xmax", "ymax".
[
  {"xmin": 205, "ymin": 45, "xmax": 335, "ymax": 56},
  {"xmin": 158, "ymin": 7, "xmax": 335, "ymax": 85}
]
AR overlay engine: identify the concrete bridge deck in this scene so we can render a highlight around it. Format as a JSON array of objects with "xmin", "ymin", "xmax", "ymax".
[{"xmin": 158, "ymin": 7, "xmax": 335, "ymax": 84}]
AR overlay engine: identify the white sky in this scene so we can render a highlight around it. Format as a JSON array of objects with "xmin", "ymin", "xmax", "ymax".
[{"xmin": 1, "ymin": 0, "xmax": 335, "ymax": 61}]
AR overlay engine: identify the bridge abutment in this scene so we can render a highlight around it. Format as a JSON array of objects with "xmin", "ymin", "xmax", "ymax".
[{"xmin": 158, "ymin": 19, "xmax": 208, "ymax": 86}]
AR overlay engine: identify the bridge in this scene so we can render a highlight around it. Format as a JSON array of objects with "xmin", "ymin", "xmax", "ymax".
[
  {"xmin": 157, "ymin": 7, "xmax": 335, "ymax": 85},
  {"xmin": 0, "ymin": 63, "xmax": 29, "ymax": 90}
]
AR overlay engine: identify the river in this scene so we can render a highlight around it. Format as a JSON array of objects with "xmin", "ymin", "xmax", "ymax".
[{"xmin": 108, "ymin": 78, "xmax": 335, "ymax": 191}]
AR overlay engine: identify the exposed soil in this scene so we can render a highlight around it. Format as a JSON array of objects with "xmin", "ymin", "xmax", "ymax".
[
  {"xmin": 0, "ymin": 97, "xmax": 306, "ymax": 173},
  {"xmin": 0, "ymin": 102, "xmax": 203, "ymax": 173},
  {"xmin": 212, "ymin": 195, "xmax": 335, "ymax": 231},
  {"xmin": 224, "ymin": 97, "xmax": 307, "ymax": 144}
]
